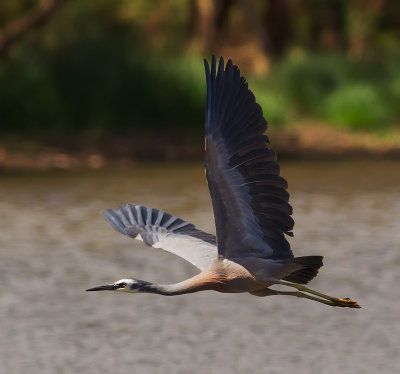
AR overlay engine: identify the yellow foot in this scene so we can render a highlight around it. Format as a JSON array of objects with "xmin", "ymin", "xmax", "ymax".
[{"xmin": 334, "ymin": 298, "xmax": 361, "ymax": 308}]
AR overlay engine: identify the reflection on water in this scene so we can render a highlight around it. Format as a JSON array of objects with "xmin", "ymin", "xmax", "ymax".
[{"xmin": 1, "ymin": 160, "xmax": 400, "ymax": 374}]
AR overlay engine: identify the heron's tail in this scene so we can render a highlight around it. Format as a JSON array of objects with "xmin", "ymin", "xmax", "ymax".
[{"xmin": 281, "ymin": 256, "xmax": 323, "ymax": 284}]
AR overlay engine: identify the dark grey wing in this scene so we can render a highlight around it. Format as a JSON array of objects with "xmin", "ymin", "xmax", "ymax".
[
  {"xmin": 204, "ymin": 56, "xmax": 294, "ymax": 260},
  {"xmin": 102, "ymin": 204, "xmax": 217, "ymax": 271}
]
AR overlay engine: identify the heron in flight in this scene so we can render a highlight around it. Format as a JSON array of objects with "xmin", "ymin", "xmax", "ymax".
[{"xmin": 87, "ymin": 56, "xmax": 360, "ymax": 308}]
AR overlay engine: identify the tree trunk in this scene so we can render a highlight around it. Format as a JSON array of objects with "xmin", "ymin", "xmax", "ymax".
[{"xmin": 0, "ymin": 0, "xmax": 67, "ymax": 57}]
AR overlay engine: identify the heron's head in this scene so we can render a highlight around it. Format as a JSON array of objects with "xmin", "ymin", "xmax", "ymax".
[{"xmin": 86, "ymin": 278, "xmax": 149, "ymax": 293}]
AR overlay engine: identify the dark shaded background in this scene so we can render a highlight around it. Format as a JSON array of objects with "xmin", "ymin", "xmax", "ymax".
[{"xmin": 0, "ymin": 0, "xmax": 400, "ymax": 161}]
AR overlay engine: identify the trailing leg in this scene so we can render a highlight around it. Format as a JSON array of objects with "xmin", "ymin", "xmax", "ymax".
[
  {"xmin": 274, "ymin": 290, "xmax": 349, "ymax": 307},
  {"xmin": 278, "ymin": 281, "xmax": 360, "ymax": 308}
]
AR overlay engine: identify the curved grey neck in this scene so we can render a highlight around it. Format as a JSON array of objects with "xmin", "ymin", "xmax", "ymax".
[
  {"xmin": 140, "ymin": 283, "xmax": 189, "ymax": 296},
  {"xmin": 138, "ymin": 274, "xmax": 214, "ymax": 296}
]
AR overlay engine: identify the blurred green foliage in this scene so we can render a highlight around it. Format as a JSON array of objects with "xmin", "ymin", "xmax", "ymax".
[
  {"xmin": 275, "ymin": 54, "xmax": 353, "ymax": 114},
  {"xmin": 0, "ymin": 0, "xmax": 399, "ymax": 139},
  {"xmin": 322, "ymin": 84, "xmax": 389, "ymax": 130},
  {"xmin": 250, "ymin": 53, "xmax": 400, "ymax": 130},
  {"xmin": 0, "ymin": 50, "xmax": 206, "ymax": 137},
  {"xmin": 277, "ymin": 53, "xmax": 400, "ymax": 129},
  {"xmin": 1, "ymin": 49, "xmax": 400, "ymax": 137}
]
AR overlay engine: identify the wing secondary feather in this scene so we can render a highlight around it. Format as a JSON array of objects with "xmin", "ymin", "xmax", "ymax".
[
  {"xmin": 102, "ymin": 204, "xmax": 217, "ymax": 271},
  {"xmin": 204, "ymin": 56, "xmax": 294, "ymax": 260}
]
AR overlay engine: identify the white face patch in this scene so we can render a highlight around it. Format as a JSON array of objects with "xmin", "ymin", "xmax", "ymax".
[{"xmin": 114, "ymin": 279, "xmax": 140, "ymax": 293}]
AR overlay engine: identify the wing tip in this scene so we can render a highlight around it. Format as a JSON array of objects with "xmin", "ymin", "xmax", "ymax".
[
  {"xmin": 101, "ymin": 208, "xmax": 127, "ymax": 235},
  {"xmin": 204, "ymin": 57, "xmax": 210, "ymax": 74},
  {"xmin": 204, "ymin": 56, "xmax": 236, "ymax": 77}
]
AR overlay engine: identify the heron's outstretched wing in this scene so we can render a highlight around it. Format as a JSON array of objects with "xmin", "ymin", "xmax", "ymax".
[
  {"xmin": 204, "ymin": 56, "xmax": 294, "ymax": 260},
  {"xmin": 102, "ymin": 204, "xmax": 217, "ymax": 271}
]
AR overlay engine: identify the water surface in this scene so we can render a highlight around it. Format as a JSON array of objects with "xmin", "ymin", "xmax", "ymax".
[{"xmin": 1, "ymin": 160, "xmax": 399, "ymax": 373}]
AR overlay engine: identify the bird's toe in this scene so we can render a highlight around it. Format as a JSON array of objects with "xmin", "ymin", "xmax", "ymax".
[{"xmin": 336, "ymin": 298, "xmax": 361, "ymax": 308}]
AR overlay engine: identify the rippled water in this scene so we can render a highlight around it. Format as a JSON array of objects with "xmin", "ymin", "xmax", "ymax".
[{"xmin": 1, "ymin": 161, "xmax": 400, "ymax": 374}]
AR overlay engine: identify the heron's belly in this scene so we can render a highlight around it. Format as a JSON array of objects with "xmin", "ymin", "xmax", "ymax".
[
  {"xmin": 208, "ymin": 258, "xmax": 274, "ymax": 293},
  {"xmin": 212, "ymin": 278, "xmax": 272, "ymax": 293}
]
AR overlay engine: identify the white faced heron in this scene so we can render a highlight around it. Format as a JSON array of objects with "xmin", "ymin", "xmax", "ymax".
[{"xmin": 87, "ymin": 56, "xmax": 360, "ymax": 308}]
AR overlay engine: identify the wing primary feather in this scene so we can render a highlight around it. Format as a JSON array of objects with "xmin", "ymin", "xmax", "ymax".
[
  {"xmin": 146, "ymin": 207, "xmax": 152, "ymax": 225},
  {"xmin": 215, "ymin": 57, "xmax": 225, "ymax": 124},
  {"xmin": 154, "ymin": 210, "xmax": 163, "ymax": 226},
  {"xmin": 204, "ymin": 59, "xmax": 212, "ymax": 132},
  {"xmin": 210, "ymin": 56, "xmax": 217, "ymax": 133},
  {"xmin": 218, "ymin": 60, "xmax": 236, "ymax": 135},
  {"xmin": 169, "ymin": 220, "xmax": 190, "ymax": 231},
  {"xmin": 204, "ymin": 56, "xmax": 294, "ymax": 260},
  {"xmin": 163, "ymin": 215, "xmax": 178, "ymax": 229},
  {"xmin": 117, "ymin": 206, "xmax": 131, "ymax": 227},
  {"xmin": 102, "ymin": 209, "xmax": 127, "ymax": 235},
  {"xmin": 135, "ymin": 205, "xmax": 144, "ymax": 225},
  {"xmin": 221, "ymin": 60, "xmax": 234, "ymax": 118},
  {"xmin": 126, "ymin": 203, "xmax": 137, "ymax": 224}
]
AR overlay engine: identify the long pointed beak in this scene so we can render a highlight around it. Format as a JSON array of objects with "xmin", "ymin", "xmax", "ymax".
[{"xmin": 86, "ymin": 284, "xmax": 118, "ymax": 291}]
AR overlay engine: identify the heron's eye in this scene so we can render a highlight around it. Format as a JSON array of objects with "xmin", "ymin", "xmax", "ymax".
[{"xmin": 118, "ymin": 282, "xmax": 127, "ymax": 288}]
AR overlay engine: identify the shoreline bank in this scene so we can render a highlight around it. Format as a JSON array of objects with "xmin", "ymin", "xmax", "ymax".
[{"xmin": 1, "ymin": 125, "xmax": 399, "ymax": 171}]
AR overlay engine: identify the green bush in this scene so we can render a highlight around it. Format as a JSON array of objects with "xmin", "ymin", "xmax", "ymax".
[
  {"xmin": 275, "ymin": 54, "xmax": 353, "ymax": 114},
  {"xmin": 384, "ymin": 77, "xmax": 400, "ymax": 117},
  {"xmin": 322, "ymin": 84, "xmax": 389, "ymax": 130},
  {"xmin": 250, "ymin": 82, "xmax": 288, "ymax": 126}
]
